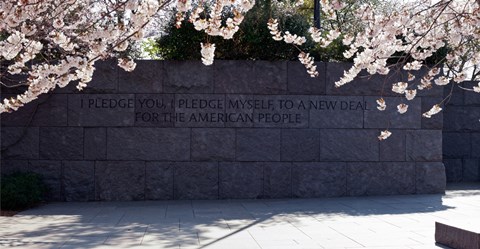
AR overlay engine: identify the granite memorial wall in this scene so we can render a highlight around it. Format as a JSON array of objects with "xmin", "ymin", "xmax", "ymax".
[{"xmin": 0, "ymin": 60, "xmax": 446, "ymax": 201}]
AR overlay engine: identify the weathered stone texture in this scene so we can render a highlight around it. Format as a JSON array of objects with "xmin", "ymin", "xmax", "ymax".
[
  {"xmin": 95, "ymin": 161, "xmax": 146, "ymax": 201},
  {"xmin": 309, "ymin": 96, "xmax": 364, "ymax": 128},
  {"xmin": 164, "ymin": 61, "xmax": 214, "ymax": 93},
  {"xmin": 281, "ymin": 129, "xmax": 319, "ymax": 161},
  {"xmin": 444, "ymin": 107, "xmax": 480, "ymax": 132},
  {"xmin": 225, "ymin": 94, "xmax": 254, "ymax": 128},
  {"xmin": 1, "ymin": 127, "xmax": 39, "ymax": 160},
  {"xmin": 263, "ymin": 162, "xmax": 292, "ymax": 198},
  {"xmin": 416, "ymin": 162, "xmax": 446, "ymax": 194},
  {"xmin": 236, "ymin": 129, "xmax": 281, "ymax": 161},
  {"xmin": 463, "ymin": 159, "xmax": 479, "ymax": 182},
  {"xmin": 379, "ymin": 130, "xmax": 406, "ymax": 162},
  {"xmin": 134, "ymin": 94, "xmax": 175, "ymax": 127},
  {"xmin": 107, "ymin": 128, "xmax": 190, "ymax": 161},
  {"xmin": 347, "ymin": 162, "xmax": 415, "ymax": 196},
  {"xmin": 444, "ymin": 159, "xmax": 463, "ymax": 182},
  {"xmin": 84, "ymin": 128, "xmax": 106, "ymax": 160},
  {"xmin": 364, "ymin": 97, "xmax": 421, "ymax": 129},
  {"xmin": 219, "ymin": 162, "xmax": 263, "ymax": 199},
  {"xmin": 320, "ymin": 129, "xmax": 379, "ymax": 161},
  {"xmin": 175, "ymin": 94, "xmax": 225, "ymax": 127},
  {"xmin": 63, "ymin": 161, "xmax": 95, "ymax": 201},
  {"xmin": 191, "ymin": 128, "xmax": 235, "ymax": 161},
  {"xmin": 443, "ymin": 132, "xmax": 471, "ymax": 158},
  {"xmin": 253, "ymin": 95, "xmax": 309, "ymax": 128},
  {"xmin": 29, "ymin": 160, "xmax": 62, "ymax": 201},
  {"xmin": 472, "ymin": 133, "xmax": 480, "ymax": 158},
  {"xmin": 145, "ymin": 162, "xmax": 174, "ymax": 200},
  {"xmin": 422, "ymin": 97, "xmax": 443, "ymax": 130},
  {"xmin": 406, "ymin": 130, "xmax": 442, "ymax": 162},
  {"xmin": 0, "ymin": 160, "xmax": 30, "ymax": 176},
  {"xmin": 40, "ymin": 127, "xmax": 83, "ymax": 160},
  {"xmin": 287, "ymin": 61, "xmax": 326, "ymax": 95},
  {"xmin": 174, "ymin": 162, "xmax": 218, "ymax": 200},
  {"xmin": 292, "ymin": 162, "xmax": 346, "ymax": 198},
  {"xmin": 68, "ymin": 94, "xmax": 135, "ymax": 126},
  {"xmin": 118, "ymin": 60, "xmax": 162, "ymax": 93},
  {"xmin": 81, "ymin": 59, "xmax": 118, "ymax": 93},
  {"xmin": 435, "ymin": 222, "xmax": 480, "ymax": 249}
]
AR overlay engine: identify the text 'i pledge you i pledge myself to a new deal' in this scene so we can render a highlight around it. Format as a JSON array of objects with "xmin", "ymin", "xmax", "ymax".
[{"xmin": 79, "ymin": 95, "xmax": 370, "ymax": 124}]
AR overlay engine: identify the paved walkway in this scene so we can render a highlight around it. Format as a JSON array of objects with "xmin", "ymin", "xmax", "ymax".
[{"xmin": 1, "ymin": 185, "xmax": 480, "ymax": 249}]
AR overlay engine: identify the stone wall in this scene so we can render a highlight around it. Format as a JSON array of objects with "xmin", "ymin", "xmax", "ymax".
[
  {"xmin": 0, "ymin": 60, "xmax": 446, "ymax": 201},
  {"xmin": 443, "ymin": 82, "xmax": 480, "ymax": 182}
]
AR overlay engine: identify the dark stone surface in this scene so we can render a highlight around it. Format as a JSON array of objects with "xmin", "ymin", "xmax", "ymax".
[
  {"xmin": 145, "ymin": 162, "xmax": 174, "ymax": 200},
  {"xmin": 219, "ymin": 162, "xmax": 263, "ymax": 199},
  {"xmin": 40, "ymin": 127, "xmax": 83, "ymax": 160},
  {"xmin": 164, "ymin": 61, "xmax": 214, "ymax": 93},
  {"xmin": 309, "ymin": 96, "xmax": 364, "ymax": 128},
  {"xmin": 107, "ymin": 128, "xmax": 190, "ymax": 161},
  {"xmin": 472, "ymin": 133, "xmax": 480, "ymax": 158},
  {"xmin": 435, "ymin": 222, "xmax": 480, "ymax": 249},
  {"xmin": 263, "ymin": 162, "xmax": 292, "ymax": 198},
  {"xmin": 215, "ymin": 61, "xmax": 287, "ymax": 94},
  {"xmin": 347, "ymin": 162, "xmax": 416, "ymax": 196},
  {"xmin": 63, "ymin": 161, "xmax": 95, "ymax": 201},
  {"xmin": 0, "ymin": 160, "xmax": 30, "ymax": 176},
  {"xmin": 1, "ymin": 127, "xmax": 39, "ymax": 160},
  {"xmin": 68, "ymin": 94, "xmax": 135, "ymax": 126},
  {"xmin": 84, "ymin": 128, "xmax": 106, "ymax": 160},
  {"xmin": 463, "ymin": 159, "xmax": 479, "ymax": 182},
  {"xmin": 225, "ymin": 94, "xmax": 254, "ymax": 128},
  {"xmin": 443, "ymin": 106, "xmax": 480, "ymax": 132},
  {"xmin": 29, "ymin": 160, "xmax": 62, "ymax": 201},
  {"xmin": 416, "ymin": 162, "xmax": 446, "ymax": 194},
  {"xmin": 422, "ymin": 97, "xmax": 443, "ymax": 129},
  {"xmin": 287, "ymin": 61, "xmax": 326, "ymax": 94},
  {"xmin": 379, "ymin": 129, "xmax": 406, "ymax": 161},
  {"xmin": 80, "ymin": 59, "xmax": 118, "ymax": 94},
  {"xmin": 95, "ymin": 161, "xmax": 146, "ymax": 201},
  {"xmin": 252, "ymin": 95, "xmax": 309, "ymax": 128},
  {"xmin": 281, "ymin": 129, "xmax": 320, "ymax": 161},
  {"xmin": 320, "ymin": 129, "xmax": 379, "ymax": 161},
  {"xmin": 463, "ymin": 81, "xmax": 480, "ymax": 105},
  {"xmin": 175, "ymin": 94, "xmax": 225, "ymax": 127},
  {"xmin": 174, "ymin": 162, "xmax": 218, "ymax": 200},
  {"xmin": 236, "ymin": 129, "xmax": 281, "ymax": 161},
  {"xmin": 363, "ymin": 97, "xmax": 421, "ymax": 129},
  {"xmin": 444, "ymin": 159, "xmax": 463, "ymax": 182},
  {"xmin": 118, "ymin": 60, "xmax": 162, "ymax": 93},
  {"xmin": 191, "ymin": 128, "xmax": 235, "ymax": 161},
  {"xmin": 406, "ymin": 130, "xmax": 442, "ymax": 162},
  {"xmin": 134, "ymin": 94, "xmax": 175, "ymax": 127},
  {"xmin": 292, "ymin": 162, "xmax": 346, "ymax": 198},
  {"xmin": 0, "ymin": 94, "xmax": 68, "ymax": 127},
  {"xmin": 443, "ymin": 84, "xmax": 464, "ymax": 106},
  {"xmin": 443, "ymin": 132, "xmax": 471, "ymax": 158}
]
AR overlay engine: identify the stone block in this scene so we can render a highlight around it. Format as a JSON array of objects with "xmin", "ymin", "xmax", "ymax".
[
  {"xmin": 422, "ymin": 97, "xmax": 443, "ymax": 129},
  {"xmin": 40, "ymin": 127, "xmax": 83, "ymax": 160},
  {"xmin": 464, "ymin": 81, "xmax": 480, "ymax": 105},
  {"xmin": 236, "ymin": 129, "xmax": 281, "ymax": 161},
  {"xmin": 118, "ymin": 60, "xmax": 162, "ymax": 93},
  {"xmin": 463, "ymin": 159, "xmax": 479, "ymax": 182},
  {"xmin": 281, "ymin": 129, "xmax": 320, "ymax": 161},
  {"xmin": 95, "ymin": 161, "xmax": 146, "ymax": 201},
  {"xmin": 219, "ymin": 162, "xmax": 263, "ymax": 199},
  {"xmin": 435, "ymin": 222, "xmax": 480, "ymax": 249},
  {"xmin": 174, "ymin": 162, "xmax": 218, "ymax": 200},
  {"xmin": 164, "ymin": 61, "xmax": 214, "ymax": 93},
  {"xmin": 68, "ymin": 94, "xmax": 135, "ymax": 126},
  {"xmin": 63, "ymin": 161, "xmax": 95, "ymax": 201},
  {"xmin": 253, "ymin": 95, "xmax": 309, "ymax": 128},
  {"xmin": 401, "ymin": 68, "xmax": 443, "ymax": 97},
  {"xmin": 443, "ymin": 132, "xmax": 471, "ymax": 158},
  {"xmin": 416, "ymin": 162, "xmax": 446, "ymax": 194},
  {"xmin": 263, "ymin": 162, "xmax": 292, "ymax": 198},
  {"xmin": 320, "ymin": 129, "xmax": 379, "ymax": 161},
  {"xmin": 347, "ymin": 162, "xmax": 415, "ymax": 196},
  {"xmin": 225, "ymin": 94, "xmax": 254, "ymax": 128},
  {"xmin": 29, "ymin": 160, "xmax": 62, "ymax": 201},
  {"xmin": 309, "ymin": 96, "xmax": 365, "ymax": 128},
  {"xmin": 84, "ymin": 128, "xmax": 106, "ymax": 160},
  {"xmin": 443, "ymin": 84, "xmax": 464, "ymax": 106},
  {"xmin": 406, "ymin": 130, "xmax": 442, "ymax": 162},
  {"xmin": 1, "ymin": 127, "xmax": 39, "ymax": 160},
  {"xmin": 215, "ymin": 61, "xmax": 287, "ymax": 94},
  {"xmin": 174, "ymin": 94, "xmax": 225, "ymax": 127},
  {"xmin": 287, "ymin": 61, "xmax": 326, "ymax": 94},
  {"xmin": 379, "ymin": 129, "xmax": 406, "ymax": 161},
  {"xmin": 107, "ymin": 128, "xmax": 190, "ymax": 161},
  {"xmin": 443, "ymin": 159, "xmax": 463, "ymax": 182},
  {"xmin": 472, "ymin": 133, "xmax": 480, "ymax": 158},
  {"xmin": 145, "ymin": 162, "xmax": 174, "ymax": 200},
  {"xmin": 292, "ymin": 162, "xmax": 346, "ymax": 198},
  {"xmin": 191, "ymin": 128, "xmax": 235, "ymax": 161},
  {"xmin": 364, "ymin": 97, "xmax": 421, "ymax": 129},
  {"xmin": 443, "ymin": 106, "xmax": 480, "ymax": 132},
  {"xmin": 0, "ymin": 94, "xmax": 68, "ymax": 127},
  {"xmin": 81, "ymin": 59, "xmax": 118, "ymax": 93},
  {"xmin": 0, "ymin": 160, "xmax": 30, "ymax": 176},
  {"xmin": 134, "ymin": 94, "xmax": 175, "ymax": 127}
]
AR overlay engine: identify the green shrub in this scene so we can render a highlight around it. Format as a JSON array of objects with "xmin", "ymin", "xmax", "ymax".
[{"xmin": 1, "ymin": 172, "xmax": 47, "ymax": 210}]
